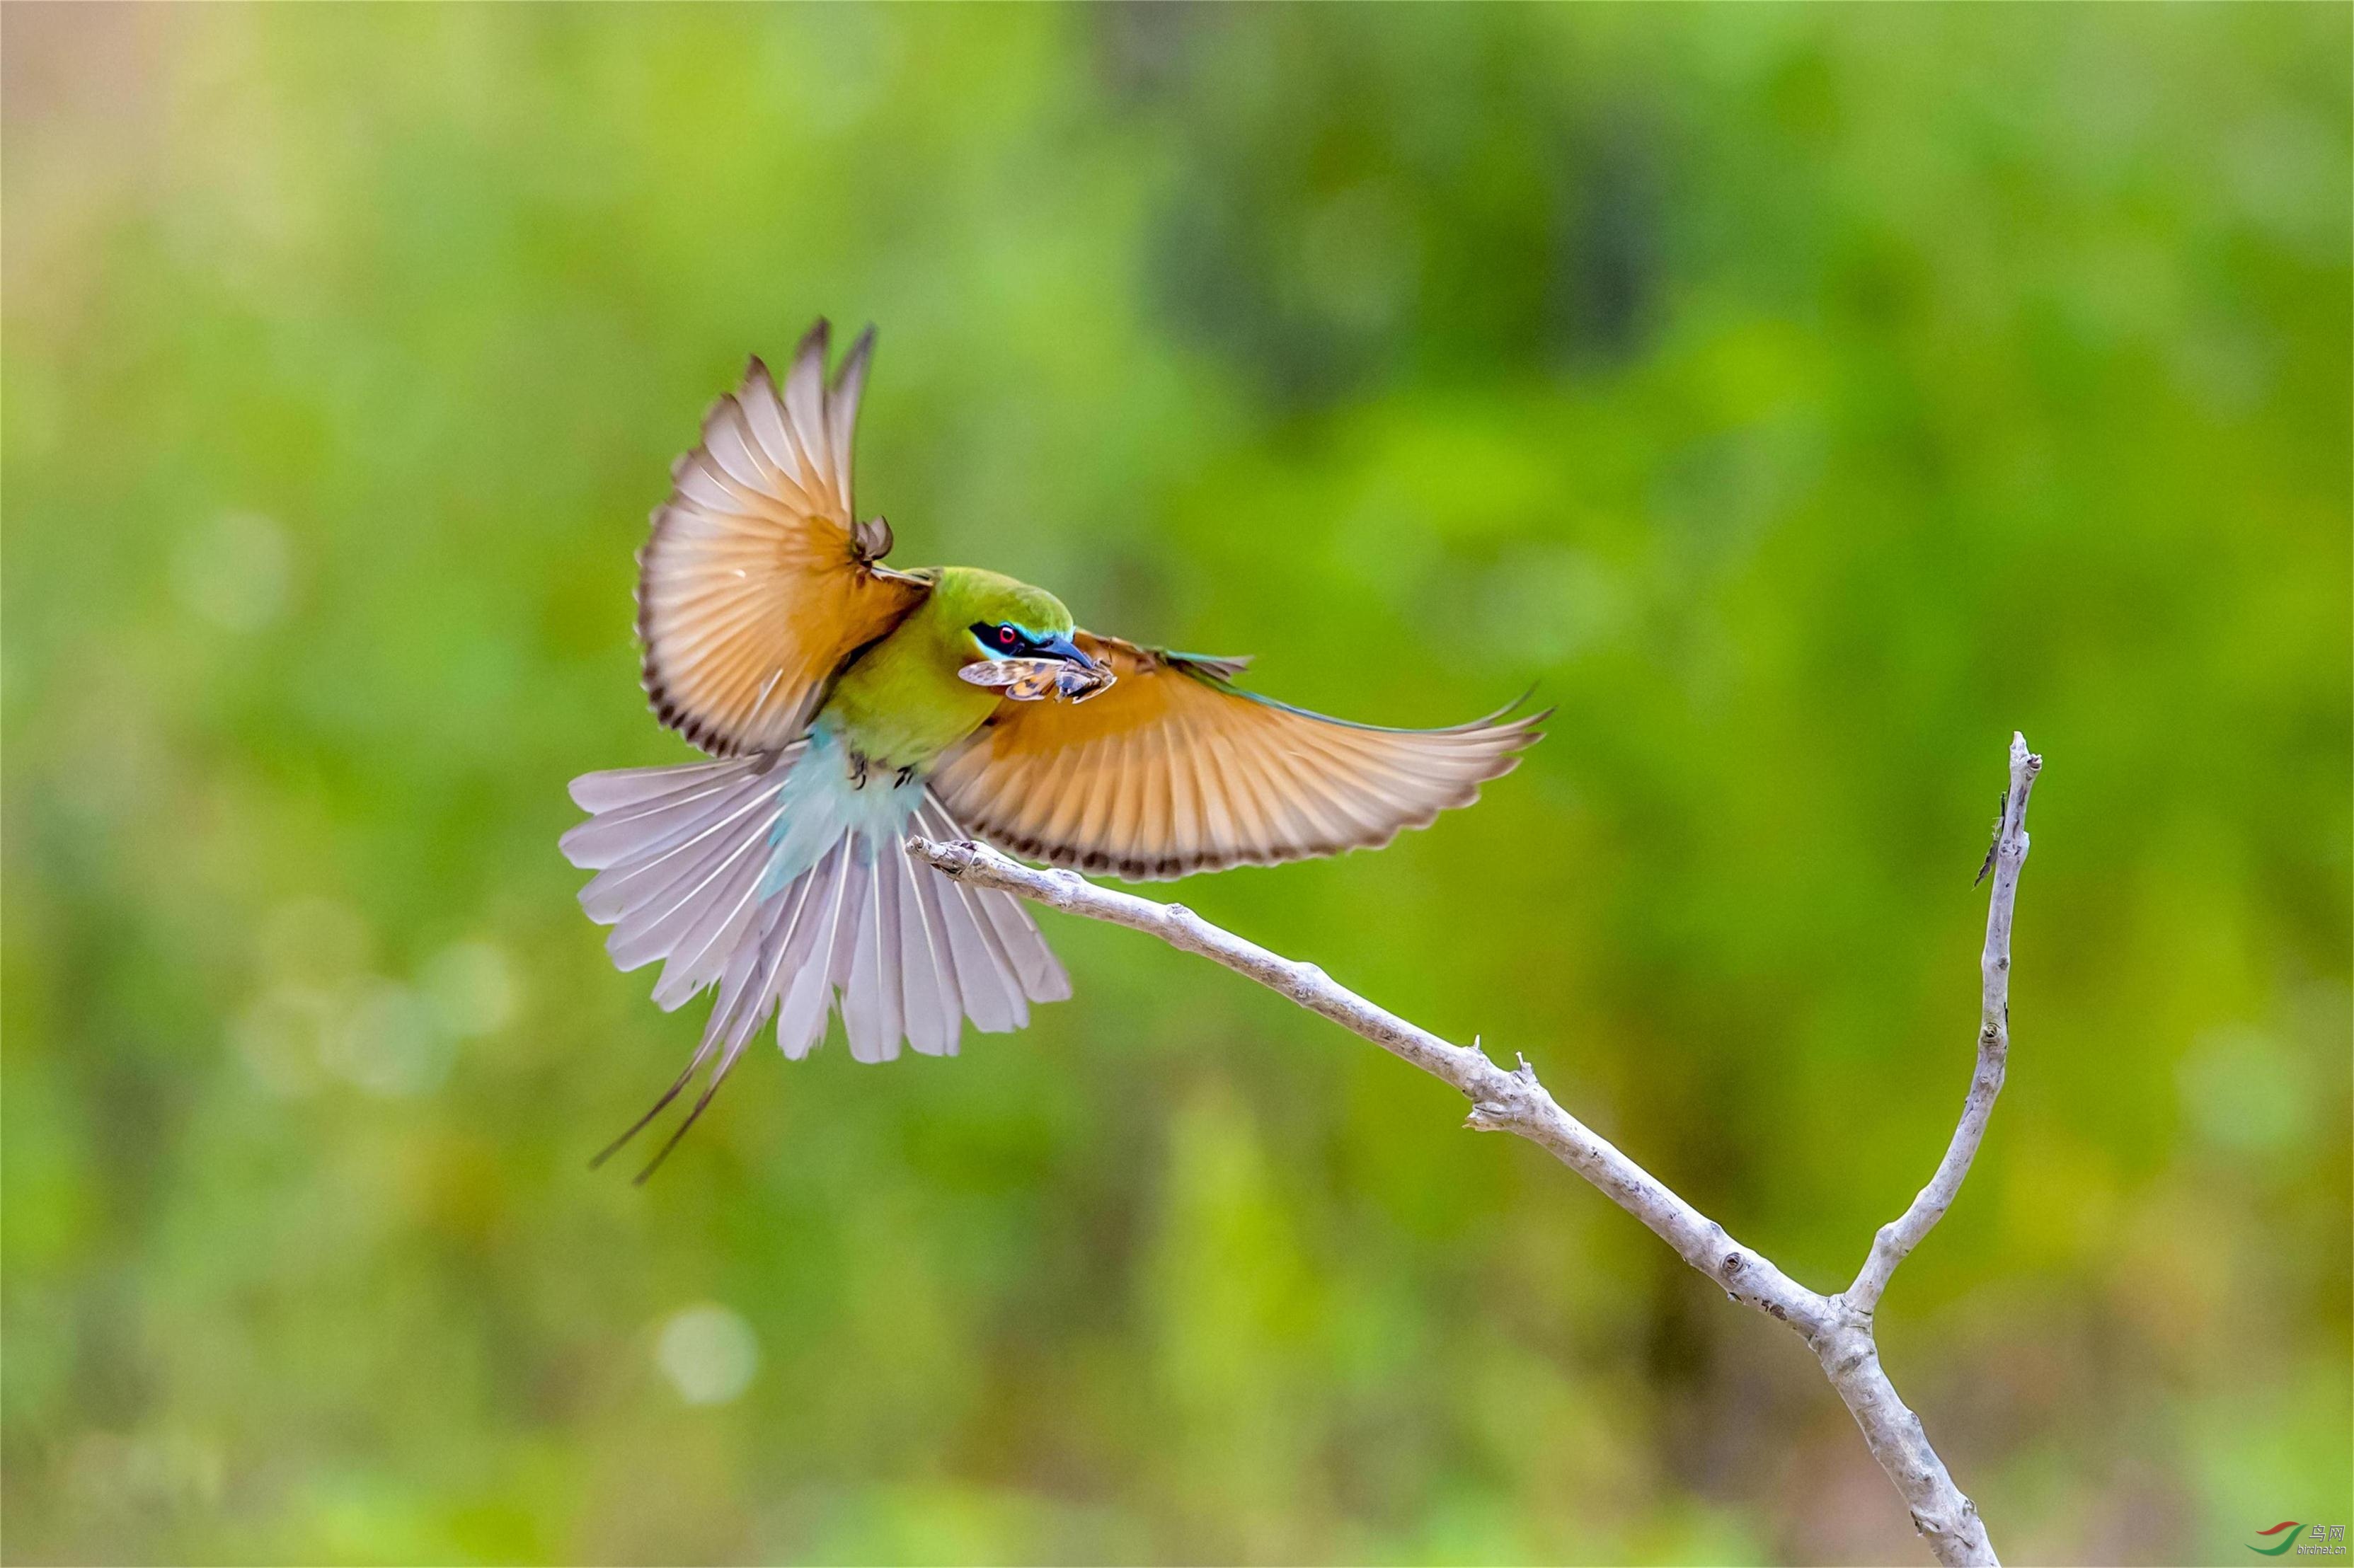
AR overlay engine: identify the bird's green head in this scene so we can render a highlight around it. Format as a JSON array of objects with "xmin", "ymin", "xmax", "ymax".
[{"xmin": 931, "ymin": 567, "xmax": 1092, "ymax": 667}]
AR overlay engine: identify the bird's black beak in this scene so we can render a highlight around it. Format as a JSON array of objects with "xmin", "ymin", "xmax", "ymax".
[{"xmin": 1033, "ymin": 633, "xmax": 1098, "ymax": 670}]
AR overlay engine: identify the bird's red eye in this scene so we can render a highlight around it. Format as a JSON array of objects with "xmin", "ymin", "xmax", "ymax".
[{"xmin": 996, "ymin": 626, "xmax": 1018, "ymax": 647}]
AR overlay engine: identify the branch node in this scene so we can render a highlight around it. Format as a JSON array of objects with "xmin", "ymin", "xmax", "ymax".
[{"xmin": 909, "ymin": 836, "xmax": 976, "ymax": 878}]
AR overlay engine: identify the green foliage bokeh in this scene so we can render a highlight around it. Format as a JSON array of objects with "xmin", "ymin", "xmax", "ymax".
[{"xmin": 4, "ymin": 6, "xmax": 2347, "ymax": 1564}]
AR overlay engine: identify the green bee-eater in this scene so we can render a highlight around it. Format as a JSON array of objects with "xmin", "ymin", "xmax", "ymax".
[{"xmin": 563, "ymin": 321, "xmax": 1543, "ymax": 1171}]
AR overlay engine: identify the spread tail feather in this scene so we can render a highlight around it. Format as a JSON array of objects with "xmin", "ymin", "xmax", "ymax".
[{"xmin": 562, "ymin": 749, "xmax": 1068, "ymax": 1175}]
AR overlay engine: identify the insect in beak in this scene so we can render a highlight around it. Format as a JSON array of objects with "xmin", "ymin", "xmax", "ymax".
[{"xmin": 959, "ymin": 651, "xmax": 1117, "ymax": 703}]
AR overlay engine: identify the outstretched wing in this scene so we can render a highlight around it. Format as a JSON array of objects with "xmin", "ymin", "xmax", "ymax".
[
  {"xmin": 637, "ymin": 320, "xmax": 929, "ymax": 756},
  {"xmin": 929, "ymin": 633, "xmax": 1544, "ymax": 880}
]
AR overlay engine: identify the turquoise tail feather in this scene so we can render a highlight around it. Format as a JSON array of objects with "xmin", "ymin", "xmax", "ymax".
[{"xmin": 561, "ymin": 733, "xmax": 1070, "ymax": 1170}]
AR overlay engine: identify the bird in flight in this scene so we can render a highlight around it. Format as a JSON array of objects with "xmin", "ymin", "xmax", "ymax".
[{"xmin": 563, "ymin": 321, "xmax": 1544, "ymax": 1177}]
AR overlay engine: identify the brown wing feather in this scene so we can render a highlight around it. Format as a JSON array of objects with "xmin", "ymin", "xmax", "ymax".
[
  {"xmin": 636, "ymin": 320, "xmax": 929, "ymax": 756},
  {"xmin": 929, "ymin": 633, "xmax": 1545, "ymax": 880}
]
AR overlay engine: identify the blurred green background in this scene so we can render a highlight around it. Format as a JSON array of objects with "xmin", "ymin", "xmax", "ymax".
[{"xmin": 4, "ymin": 6, "xmax": 2347, "ymax": 1564}]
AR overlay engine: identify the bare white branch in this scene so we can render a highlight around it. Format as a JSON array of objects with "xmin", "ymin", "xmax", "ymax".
[
  {"xmin": 1847, "ymin": 732, "xmax": 2042, "ymax": 1314},
  {"xmin": 908, "ymin": 732, "xmax": 2039, "ymax": 1568}
]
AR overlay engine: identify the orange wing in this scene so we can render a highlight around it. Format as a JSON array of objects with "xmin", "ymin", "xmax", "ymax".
[
  {"xmin": 929, "ymin": 633, "xmax": 1545, "ymax": 880},
  {"xmin": 637, "ymin": 321, "xmax": 929, "ymax": 756}
]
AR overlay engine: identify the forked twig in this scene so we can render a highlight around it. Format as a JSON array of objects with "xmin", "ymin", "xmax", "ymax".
[{"xmin": 909, "ymin": 732, "xmax": 2043, "ymax": 1567}]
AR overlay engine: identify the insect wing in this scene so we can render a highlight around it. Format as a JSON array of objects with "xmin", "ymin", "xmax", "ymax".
[{"xmin": 957, "ymin": 657, "xmax": 1060, "ymax": 691}]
